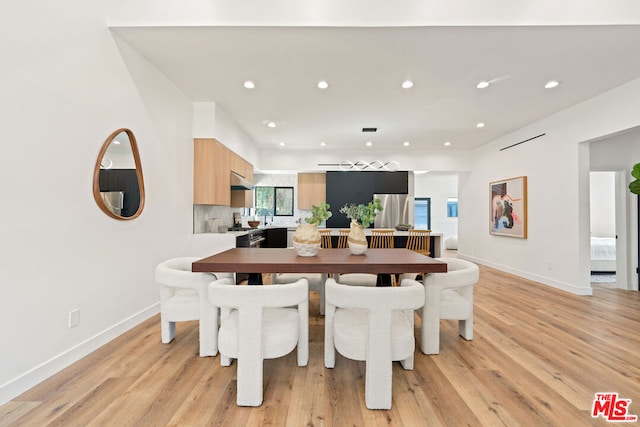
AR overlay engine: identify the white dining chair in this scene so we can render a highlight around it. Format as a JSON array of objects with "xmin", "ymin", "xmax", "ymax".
[
  {"xmin": 419, "ymin": 258, "xmax": 479, "ymax": 355},
  {"xmin": 324, "ymin": 278, "xmax": 424, "ymax": 409},
  {"xmin": 155, "ymin": 257, "xmax": 234, "ymax": 357},
  {"xmin": 271, "ymin": 271, "xmax": 327, "ymax": 314},
  {"xmin": 209, "ymin": 277, "xmax": 309, "ymax": 406}
]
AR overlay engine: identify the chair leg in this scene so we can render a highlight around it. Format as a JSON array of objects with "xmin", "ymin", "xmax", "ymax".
[
  {"xmin": 318, "ymin": 274, "xmax": 326, "ymax": 315},
  {"xmin": 459, "ymin": 317, "xmax": 473, "ymax": 341},
  {"xmin": 297, "ymin": 300, "xmax": 309, "ymax": 367},
  {"xmin": 161, "ymin": 317, "xmax": 175, "ymax": 344},
  {"xmin": 400, "ymin": 353, "xmax": 414, "ymax": 370},
  {"xmin": 199, "ymin": 300, "xmax": 218, "ymax": 357},
  {"xmin": 236, "ymin": 307, "xmax": 263, "ymax": 406},
  {"xmin": 220, "ymin": 354, "xmax": 232, "ymax": 366},
  {"xmin": 324, "ymin": 304, "xmax": 336, "ymax": 368},
  {"xmin": 401, "ymin": 309, "xmax": 414, "ymax": 370},
  {"xmin": 421, "ymin": 286, "xmax": 441, "ymax": 355},
  {"xmin": 365, "ymin": 312, "xmax": 393, "ymax": 410}
]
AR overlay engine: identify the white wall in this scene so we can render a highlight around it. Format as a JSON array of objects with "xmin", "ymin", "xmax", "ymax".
[
  {"xmin": 589, "ymin": 172, "xmax": 615, "ymax": 237},
  {"xmin": 0, "ymin": 0, "xmax": 228, "ymax": 404},
  {"xmin": 414, "ymin": 173, "xmax": 459, "ymax": 240},
  {"xmin": 458, "ymin": 77, "xmax": 640, "ymax": 295},
  {"xmin": 193, "ymin": 101, "xmax": 259, "ymax": 166}
]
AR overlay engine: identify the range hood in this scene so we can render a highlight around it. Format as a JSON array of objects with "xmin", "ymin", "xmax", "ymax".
[{"xmin": 230, "ymin": 172, "xmax": 254, "ymax": 190}]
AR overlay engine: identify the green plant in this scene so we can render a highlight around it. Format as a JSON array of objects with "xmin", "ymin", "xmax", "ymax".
[
  {"xmin": 305, "ymin": 202, "xmax": 332, "ymax": 225},
  {"xmin": 630, "ymin": 163, "xmax": 640, "ymax": 195},
  {"xmin": 339, "ymin": 198, "xmax": 383, "ymax": 228}
]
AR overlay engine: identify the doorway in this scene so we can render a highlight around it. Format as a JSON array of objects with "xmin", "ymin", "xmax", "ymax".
[{"xmin": 588, "ymin": 171, "xmax": 630, "ymax": 288}]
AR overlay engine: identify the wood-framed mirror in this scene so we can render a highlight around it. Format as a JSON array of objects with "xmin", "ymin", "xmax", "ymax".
[{"xmin": 93, "ymin": 128, "xmax": 145, "ymax": 220}]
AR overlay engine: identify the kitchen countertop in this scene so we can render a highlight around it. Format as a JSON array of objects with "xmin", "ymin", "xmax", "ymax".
[{"xmin": 285, "ymin": 227, "xmax": 442, "ymax": 236}]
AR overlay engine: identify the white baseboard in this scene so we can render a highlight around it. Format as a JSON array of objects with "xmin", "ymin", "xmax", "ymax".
[
  {"xmin": 458, "ymin": 253, "xmax": 593, "ymax": 296},
  {"xmin": 0, "ymin": 303, "xmax": 159, "ymax": 406}
]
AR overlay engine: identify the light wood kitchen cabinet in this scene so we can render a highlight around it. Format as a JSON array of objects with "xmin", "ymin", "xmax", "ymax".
[
  {"xmin": 194, "ymin": 138, "xmax": 231, "ymax": 205},
  {"xmin": 229, "ymin": 151, "xmax": 254, "ymax": 207},
  {"xmin": 230, "ymin": 189, "xmax": 253, "ymax": 208},
  {"xmin": 230, "ymin": 151, "xmax": 245, "ymax": 176},
  {"xmin": 297, "ymin": 173, "xmax": 326, "ymax": 209}
]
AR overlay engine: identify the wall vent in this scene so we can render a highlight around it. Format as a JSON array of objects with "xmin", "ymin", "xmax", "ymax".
[
  {"xmin": 362, "ymin": 127, "xmax": 377, "ymax": 132},
  {"xmin": 500, "ymin": 133, "xmax": 546, "ymax": 151}
]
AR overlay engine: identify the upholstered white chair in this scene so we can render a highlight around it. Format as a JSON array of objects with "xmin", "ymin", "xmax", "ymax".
[
  {"xmin": 419, "ymin": 258, "xmax": 479, "ymax": 355},
  {"xmin": 210, "ymin": 278, "xmax": 309, "ymax": 407},
  {"xmin": 324, "ymin": 278, "xmax": 424, "ymax": 410},
  {"xmin": 155, "ymin": 257, "xmax": 234, "ymax": 357},
  {"xmin": 337, "ymin": 229, "xmax": 396, "ymax": 287},
  {"xmin": 271, "ymin": 271, "xmax": 326, "ymax": 314}
]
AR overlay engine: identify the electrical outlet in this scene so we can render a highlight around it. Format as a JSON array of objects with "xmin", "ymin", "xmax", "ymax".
[
  {"xmin": 68, "ymin": 309, "xmax": 80, "ymax": 328},
  {"xmin": 546, "ymin": 262, "xmax": 553, "ymax": 271}
]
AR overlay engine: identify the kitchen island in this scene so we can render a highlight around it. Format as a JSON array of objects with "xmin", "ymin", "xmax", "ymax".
[{"xmin": 286, "ymin": 228, "xmax": 443, "ymax": 257}]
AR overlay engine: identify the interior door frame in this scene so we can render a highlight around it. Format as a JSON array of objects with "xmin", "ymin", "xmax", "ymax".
[{"xmin": 614, "ymin": 170, "xmax": 629, "ymax": 289}]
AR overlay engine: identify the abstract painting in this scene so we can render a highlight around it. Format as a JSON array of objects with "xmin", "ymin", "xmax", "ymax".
[{"xmin": 490, "ymin": 176, "xmax": 527, "ymax": 238}]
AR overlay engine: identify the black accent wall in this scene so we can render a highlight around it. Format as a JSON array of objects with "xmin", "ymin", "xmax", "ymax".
[{"xmin": 326, "ymin": 171, "xmax": 408, "ymax": 228}]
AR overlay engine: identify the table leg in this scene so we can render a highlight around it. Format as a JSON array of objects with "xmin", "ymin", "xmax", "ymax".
[
  {"xmin": 247, "ymin": 273, "xmax": 263, "ymax": 285},
  {"xmin": 376, "ymin": 274, "xmax": 393, "ymax": 287}
]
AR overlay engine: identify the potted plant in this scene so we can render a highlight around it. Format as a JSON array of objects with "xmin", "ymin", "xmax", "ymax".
[
  {"xmin": 339, "ymin": 198, "xmax": 383, "ymax": 255},
  {"xmin": 293, "ymin": 202, "xmax": 332, "ymax": 256},
  {"xmin": 630, "ymin": 163, "xmax": 640, "ymax": 195}
]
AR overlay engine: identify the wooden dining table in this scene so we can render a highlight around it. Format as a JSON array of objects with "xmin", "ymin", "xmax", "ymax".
[{"xmin": 192, "ymin": 247, "xmax": 447, "ymax": 285}]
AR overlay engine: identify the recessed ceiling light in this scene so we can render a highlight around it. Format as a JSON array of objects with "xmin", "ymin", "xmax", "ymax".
[
  {"xmin": 544, "ymin": 80, "xmax": 560, "ymax": 89},
  {"xmin": 279, "ymin": 142, "xmax": 286, "ymax": 146},
  {"xmin": 320, "ymin": 142, "xmax": 326, "ymax": 146},
  {"xmin": 365, "ymin": 141, "xmax": 373, "ymax": 147},
  {"xmin": 401, "ymin": 80, "xmax": 414, "ymax": 89},
  {"xmin": 262, "ymin": 120, "xmax": 277, "ymax": 128},
  {"xmin": 243, "ymin": 81, "xmax": 255, "ymax": 89},
  {"xmin": 476, "ymin": 122, "xmax": 486, "ymax": 128},
  {"xmin": 476, "ymin": 81, "xmax": 490, "ymax": 89},
  {"xmin": 444, "ymin": 141, "xmax": 452, "ymax": 146},
  {"xmin": 317, "ymin": 80, "xmax": 329, "ymax": 89},
  {"xmin": 403, "ymin": 141, "xmax": 410, "ymax": 146}
]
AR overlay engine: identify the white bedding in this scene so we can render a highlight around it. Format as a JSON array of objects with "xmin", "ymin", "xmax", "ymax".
[{"xmin": 590, "ymin": 237, "xmax": 616, "ymax": 272}]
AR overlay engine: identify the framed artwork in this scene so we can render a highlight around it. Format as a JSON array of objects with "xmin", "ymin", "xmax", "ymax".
[{"xmin": 490, "ymin": 176, "xmax": 527, "ymax": 238}]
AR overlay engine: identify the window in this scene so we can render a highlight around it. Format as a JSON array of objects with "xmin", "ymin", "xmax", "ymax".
[
  {"xmin": 447, "ymin": 197, "xmax": 459, "ymax": 218},
  {"xmin": 255, "ymin": 186, "xmax": 294, "ymax": 216},
  {"xmin": 414, "ymin": 198, "xmax": 431, "ymax": 229}
]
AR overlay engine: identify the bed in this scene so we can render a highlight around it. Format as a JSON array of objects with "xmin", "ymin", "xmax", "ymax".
[{"xmin": 591, "ymin": 237, "xmax": 616, "ymax": 273}]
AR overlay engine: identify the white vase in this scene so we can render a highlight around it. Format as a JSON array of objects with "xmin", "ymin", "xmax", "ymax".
[
  {"xmin": 293, "ymin": 223, "xmax": 321, "ymax": 256},
  {"xmin": 347, "ymin": 221, "xmax": 368, "ymax": 255}
]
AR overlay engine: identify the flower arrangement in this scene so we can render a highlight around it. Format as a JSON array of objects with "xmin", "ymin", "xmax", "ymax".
[{"xmin": 339, "ymin": 199, "xmax": 383, "ymax": 228}]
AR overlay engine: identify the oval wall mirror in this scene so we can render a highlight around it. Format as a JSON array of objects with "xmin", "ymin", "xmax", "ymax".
[{"xmin": 93, "ymin": 128, "xmax": 145, "ymax": 220}]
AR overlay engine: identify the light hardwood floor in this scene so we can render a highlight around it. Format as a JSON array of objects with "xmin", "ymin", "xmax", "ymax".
[{"xmin": 2, "ymin": 264, "xmax": 639, "ymax": 426}]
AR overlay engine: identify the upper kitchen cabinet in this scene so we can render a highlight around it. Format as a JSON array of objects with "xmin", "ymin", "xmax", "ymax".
[
  {"xmin": 194, "ymin": 138, "xmax": 230, "ymax": 205},
  {"xmin": 229, "ymin": 151, "xmax": 254, "ymax": 208},
  {"xmin": 230, "ymin": 151, "xmax": 253, "ymax": 181},
  {"xmin": 298, "ymin": 173, "xmax": 326, "ymax": 209}
]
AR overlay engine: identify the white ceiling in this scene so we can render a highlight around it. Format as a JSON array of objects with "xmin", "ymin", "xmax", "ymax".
[{"xmin": 112, "ymin": 25, "xmax": 640, "ymax": 152}]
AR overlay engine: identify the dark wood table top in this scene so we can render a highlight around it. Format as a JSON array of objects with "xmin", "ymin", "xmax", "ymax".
[{"xmin": 192, "ymin": 248, "xmax": 447, "ymax": 274}]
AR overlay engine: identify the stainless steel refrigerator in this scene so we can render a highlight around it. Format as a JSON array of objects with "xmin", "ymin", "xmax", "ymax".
[{"xmin": 373, "ymin": 194, "xmax": 410, "ymax": 228}]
